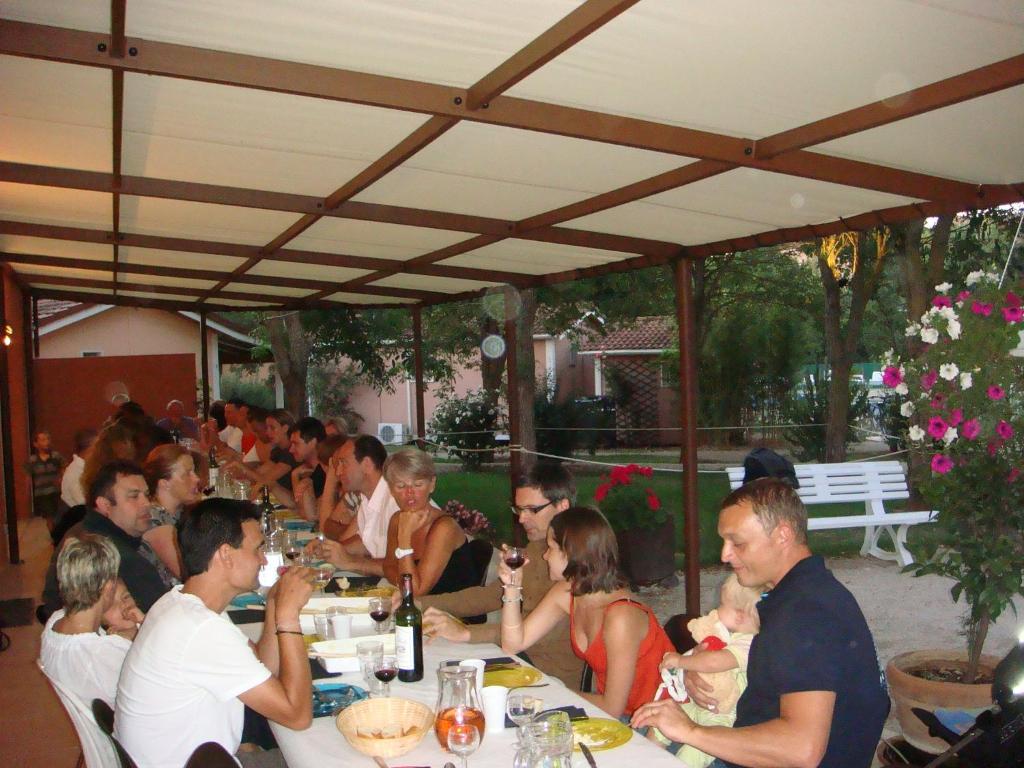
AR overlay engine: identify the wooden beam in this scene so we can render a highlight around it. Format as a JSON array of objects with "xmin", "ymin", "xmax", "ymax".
[
  {"xmin": 754, "ymin": 52, "xmax": 1024, "ymax": 159},
  {"xmin": 1, "ymin": 21, "xmax": 1004, "ymax": 201},
  {"xmin": 29, "ymin": 286, "xmax": 299, "ymax": 313},
  {"xmin": 465, "ymin": 0, "xmax": 640, "ymax": 109},
  {"xmin": 110, "ymin": 1, "xmax": 126, "ymax": 292},
  {"xmin": 0, "ymin": 268, "xmax": 20, "ymax": 563}
]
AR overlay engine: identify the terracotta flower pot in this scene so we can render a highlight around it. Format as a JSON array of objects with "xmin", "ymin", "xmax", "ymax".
[
  {"xmin": 616, "ymin": 516, "xmax": 676, "ymax": 587},
  {"xmin": 885, "ymin": 649, "xmax": 997, "ymax": 754}
]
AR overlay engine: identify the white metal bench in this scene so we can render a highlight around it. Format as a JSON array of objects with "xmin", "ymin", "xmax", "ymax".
[{"xmin": 725, "ymin": 461, "xmax": 938, "ymax": 567}]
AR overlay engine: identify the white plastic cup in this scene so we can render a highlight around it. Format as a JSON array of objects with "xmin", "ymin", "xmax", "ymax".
[
  {"xmin": 330, "ymin": 612, "xmax": 352, "ymax": 640},
  {"xmin": 481, "ymin": 685, "xmax": 510, "ymax": 734},
  {"xmin": 460, "ymin": 658, "xmax": 486, "ymax": 696}
]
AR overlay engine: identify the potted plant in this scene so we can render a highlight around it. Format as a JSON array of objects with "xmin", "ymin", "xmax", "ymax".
[
  {"xmin": 880, "ymin": 271, "xmax": 1024, "ymax": 751},
  {"xmin": 593, "ymin": 464, "xmax": 676, "ymax": 586}
]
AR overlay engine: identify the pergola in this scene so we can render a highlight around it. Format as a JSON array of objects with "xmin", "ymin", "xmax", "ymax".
[{"xmin": 1, "ymin": 1, "xmax": 1022, "ymax": 612}]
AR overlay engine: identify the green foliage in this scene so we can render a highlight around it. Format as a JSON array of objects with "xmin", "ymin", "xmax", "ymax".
[
  {"xmin": 428, "ymin": 388, "xmax": 502, "ymax": 471},
  {"xmin": 307, "ymin": 363, "xmax": 364, "ymax": 430},
  {"xmin": 888, "ymin": 274, "xmax": 1024, "ymax": 669},
  {"xmin": 534, "ymin": 388, "xmax": 584, "ymax": 459},
  {"xmin": 592, "ymin": 464, "xmax": 667, "ymax": 533},
  {"xmin": 220, "ymin": 372, "xmax": 276, "ymax": 410},
  {"xmin": 782, "ymin": 371, "xmax": 868, "ymax": 462}
]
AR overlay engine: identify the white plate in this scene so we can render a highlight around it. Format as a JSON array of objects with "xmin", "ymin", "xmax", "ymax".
[
  {"xmin": 299, "ymin": 597, "xmax": 372, "ymax": 635},
  {"xmin": 311, "ymin": 634, "xmax": 396, "ymax": 673}
]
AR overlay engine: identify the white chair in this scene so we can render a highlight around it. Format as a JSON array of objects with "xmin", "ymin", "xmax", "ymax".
[{"xmin": 37, "ymin": 659, "xmax": 120, "ymax": 768}]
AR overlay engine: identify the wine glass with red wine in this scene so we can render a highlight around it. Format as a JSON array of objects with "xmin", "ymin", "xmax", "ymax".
[
  {"xmin": 368, "ymin": 596, "xmax": 391, "ymax": 634},
  {"xmin": 282, "ymin": 533, "xmax": 303, "ymax": 564},
  {"xmin": 503, "ymin": 546, "xmax": 526, "ymax": 571},
  {"xmin": 372, "ymin": 655, "xmax": 398, "ymax": 696}
]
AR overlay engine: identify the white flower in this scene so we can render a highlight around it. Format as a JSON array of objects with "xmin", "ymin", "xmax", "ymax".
[
  {"xmin": 960, "ymin": 372, "xmax": 973, "ymax": 390},
  {"xmin": 908, "ymin": 425, "xmax": 926, "ymax": 442},
  {"xmin": 936, "ymin": 306, "xmax": 956, "ymax": 322},
  {"xmin": 935, "ymin": 282, "xmax": 952, "ymax": 293},
  {"xmin": 947, "ymin": 319, "xmax": 961, "ymax": 339},
  {"xmin": 895, "ymin": 382, "xmax": 909, "ymax": 396},
  {"xmin": 882, "ymin": 348, "xmax": 896, "ymax": 365},
  {"xmin": 920, "ymin": 327, "xmax": 939, "ymax": 344},
  {"xmin": 966, "ymin": 270, "xmax": 985, "ymax": 286},
  {"xmin": 942, "ymin": 427, "xmax": 958, "ymax": 445},
  {"xmin": 939, "ymin": 363, "xmax": 959, "ymax": 380},
  {"xmin": 900, "ymin": 401, "xmax": 915, "ymax": 417},
  {"xmin": 905, "ymin": 323, "xmax": 920, "ymax": 338}
]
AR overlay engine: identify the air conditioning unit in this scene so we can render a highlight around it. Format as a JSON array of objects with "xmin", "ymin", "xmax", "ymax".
[{"xmin": 377, "ymin": 423, "xmax": 406, "ymax": 445}]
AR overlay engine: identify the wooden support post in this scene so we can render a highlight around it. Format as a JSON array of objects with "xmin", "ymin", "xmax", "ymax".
[
  {"xmin": 674, "ymin": 257, "xmax": 701, "ymax": 616},
  {"xmin": 0, "ymin": 273, "xmax": 20, "ymax": 564},
  {"xmin": 504, "ymin": 287, "xmax": 521, "ymax": 498},
  {"xmin": 199, "ymin": 310, "xmax": 210, "ymax": 422},
  {"xmin": 411, "ymin": 306, "xmax": 426, "ymax": 446},
  {"xmin": 22, "ymin": 294, "xmax": 35, "ymax": 442}
]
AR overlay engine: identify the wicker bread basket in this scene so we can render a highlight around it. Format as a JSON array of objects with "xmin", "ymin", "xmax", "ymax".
[{"xmin": 336, "ymin": 697, "xmax": 435, "ymax": 758}]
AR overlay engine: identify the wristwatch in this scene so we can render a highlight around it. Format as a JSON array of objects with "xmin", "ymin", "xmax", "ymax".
[{"xmin": 394, "ymin": 546, "xmax": 414, "ymax": 559}]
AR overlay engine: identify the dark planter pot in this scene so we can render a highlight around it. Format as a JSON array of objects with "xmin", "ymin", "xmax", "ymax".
[{"xmin": 616, "ymin": 517, "xmax": 677, "ymax": 587}]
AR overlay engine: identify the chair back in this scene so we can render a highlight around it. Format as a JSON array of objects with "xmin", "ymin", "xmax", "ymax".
[
  {"xmin": 467, "ymin": 538, "xmax": 495, "ymax": 587},
  {"xmin": 91, "ymin": 700, "xmax": 139, "ymax": 768},
  {"xmin": 37, "ymin": 660, "xmax": 119, "ymax": 768},
  {"xmin": 184, "ymin": 742, "xmax": 238, "ymax": 768}
]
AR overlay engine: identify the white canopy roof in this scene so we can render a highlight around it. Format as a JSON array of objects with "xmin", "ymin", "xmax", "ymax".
[{"xmin": 1, "ymin": 0, "xmax": 1022, "ymax": 311}]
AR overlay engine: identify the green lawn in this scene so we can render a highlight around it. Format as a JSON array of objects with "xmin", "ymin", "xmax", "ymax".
[{"xmin": 434, "ymin": 469, "xmax": 947, "ymax": 567}]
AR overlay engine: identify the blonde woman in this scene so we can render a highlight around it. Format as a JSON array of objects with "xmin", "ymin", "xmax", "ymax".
[{"xmin": 381, "ymin": 448, "xmax": 481, "ymax": 596}]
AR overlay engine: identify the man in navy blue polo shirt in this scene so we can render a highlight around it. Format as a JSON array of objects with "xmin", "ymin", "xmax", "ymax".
[{"xmin": 633, "ymin": 478, "xmax": 889, "ymax": 768}]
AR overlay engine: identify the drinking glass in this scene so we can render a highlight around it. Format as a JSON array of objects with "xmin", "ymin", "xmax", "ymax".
[
  {"xmin": 506, "ymin": 692, "xmax": 543, "ymax": 742},
  {"xmin": 503, "ymin": 546, "xmax": 526, "ymax": 571},
  {"xmin": 313, "ymin": 562, "xmax": 335, "ymax": 594},
  {"xmin": 447, "ymin": 723, "xmax": 481, "ymax": 768},
  {"xmin": 371, "ymin": 655, "xmax": 398, "ymax": 697},
  {"xmin": 515, "ymin": 718, "xmax": 573, "ymax": 768},
  {"xmin": 356, "ymin": 640, "xmax": 384, "ymax": 696},
  {"xmin": 282, "ymin": 533, "xmax": 303, "ymax": 565},
  {"xmin": 313, "ymin": 613, "xmax": 330, "ymax": 642},
  {"xmin": 368, "ymin": 596, "xmax": 390, "ymax": 634}
]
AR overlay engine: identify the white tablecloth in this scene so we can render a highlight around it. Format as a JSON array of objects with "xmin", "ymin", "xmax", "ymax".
[{"xmin": 235, "ymin": 624, "xmax": 686, "ymax": 768}]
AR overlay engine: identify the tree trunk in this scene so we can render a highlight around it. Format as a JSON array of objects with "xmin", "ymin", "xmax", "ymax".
[
  {"xmin": 966, "ymin": 606, "xmax": 990, "ymax": 684},
  {"xmin": 515, "ymin": 289, "xmax": 538, "ymax": 470},
  {"xmin": 825, "ymin": 358, "xmax": 853, "ymax": 462},
  {"xmin": 266, "ymin": 312, "xmax": 311, "ymax": 417}
]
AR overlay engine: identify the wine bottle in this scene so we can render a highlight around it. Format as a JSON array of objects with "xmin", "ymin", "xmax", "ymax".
[
  {"xmin": 395, "ymin": 573, "xmax": 423, "ymax": 682},
  {"xmin": 258, "ymin": 485, "xmax": 276, "ymax": 534},
  {"xmin": 207, "ymin": 447, "xmax": 219, "ymax": 496}
]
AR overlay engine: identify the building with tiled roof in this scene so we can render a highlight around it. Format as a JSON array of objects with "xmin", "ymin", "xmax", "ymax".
[{"xmin": 577, "ymin": 316, "xmax": 675, "ymax": 353}]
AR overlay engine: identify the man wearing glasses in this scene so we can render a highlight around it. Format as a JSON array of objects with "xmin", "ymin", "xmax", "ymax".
[{"xmin": 420, "ymin": 462, "xmax": 584, "ymax": 688}]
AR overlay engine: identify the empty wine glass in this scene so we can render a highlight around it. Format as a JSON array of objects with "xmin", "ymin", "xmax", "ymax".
[
  {"xmin": 313, "ymin": 562, "xmax": 335, "ymax": 594},
  {"xmin": 368, "ymin": 596, "xmax": 390, "ymax": 634},
  {"xmin": 447, "ymin": 722, "xmax": 481, "ymax": 768},
  {"xmin": 372, "ymin": 654, "xmax": 398, "ymax": 697},
  {"xmin": 506, "ymin": 692, "xmax": 543, "ymax": 742}
]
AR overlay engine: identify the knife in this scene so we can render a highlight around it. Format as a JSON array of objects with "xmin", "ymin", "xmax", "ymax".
[{"xmin": 580, "ymin": 742, "xmax": 598, "ymax": 768}]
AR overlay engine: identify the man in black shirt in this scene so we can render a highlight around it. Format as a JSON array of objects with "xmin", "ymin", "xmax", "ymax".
[
  {"xmin": 43, "ymin": 460, "xmax": 171, "ymax": 615},
  {"xmin": 288, "ymin": 417, "xmax": 327, "ymax": 520},
  {"xmin": 633, "ymin": 479, "xmax": 889, "ymax": 768}
]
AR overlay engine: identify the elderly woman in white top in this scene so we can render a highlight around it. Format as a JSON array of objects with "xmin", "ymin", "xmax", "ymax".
[{"xmin": 39, "ymin": 534, "xmax": 135, "ymax": 708}]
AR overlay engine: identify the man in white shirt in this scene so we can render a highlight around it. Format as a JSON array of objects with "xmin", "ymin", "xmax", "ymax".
[
  {"xmin": 115, "ymin": 498, "xmax": 314, "ymax": 768},
  {"xmin": 315, "ymin": 435, "xmax": 398, "ymax": 576},
  {"xmin": 60, "ymin": 428, "xmax": 96, "ymax": 509},
  {"xmin": 40, "ymin": 533, "xmax": 130, "ymax": 709},
  {"xmin": 218, "ymin": 398, "xmax": 247, "ymax": 454}
]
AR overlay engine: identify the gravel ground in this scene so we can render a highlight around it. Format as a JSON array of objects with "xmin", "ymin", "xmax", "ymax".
[{"xmin": 636, "ymin": 556, "xmax": 1024, "ymax": 742}]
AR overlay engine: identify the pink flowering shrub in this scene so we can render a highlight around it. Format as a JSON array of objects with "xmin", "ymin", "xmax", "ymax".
[
  {"xmin": 592, "ymin": 464, "xmax": 665, "ymax": 532},
  {"xmin": 881, "ymin": 272, "xmax": 1023, "ymax": 676},
  {"xmin": 443, "ymin": 499, "xmax": 492, "ymax": 536}
]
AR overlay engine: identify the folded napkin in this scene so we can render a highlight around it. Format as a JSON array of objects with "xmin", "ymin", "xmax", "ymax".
[
  {"xmin": 443, "ymin": 656, "xmax": 517, "ymax": 669},
  {"xmin": 325, "ymin": 575, "xmax": 382, "ymax": 593},
  {"xmin": 227, "ymin": 609, "xmax": 266, "ymax": 625},
  {"xmin": 281, "ymin": 519, "xmax": 313, "ymax": 531},
  {"xmin": 229, "ymin": 592, "xmax": 265, "ymax": 608},
  {"xmin": 504, "ymin": 705, "xmax": 587, "ymax": 729},
  {"xmin": 309, "ymin": 657, "xmax": 338, "ymax": 681}
]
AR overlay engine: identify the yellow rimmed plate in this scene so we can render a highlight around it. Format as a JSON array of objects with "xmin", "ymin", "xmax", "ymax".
[
  {"xmin": 482, "ymin": 666, "xmax": 542, "ymax": 688},
  {"xmin": 572, "ymin": 718, "xmax": 632, "ymax": 751}
]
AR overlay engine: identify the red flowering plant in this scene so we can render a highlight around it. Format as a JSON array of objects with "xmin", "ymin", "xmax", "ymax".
[
  {"xmin": 881, "ymin": 271, "xmax": 1024, "ymax": 680},
  {"xmin": 592, "ymin": 464, "xmax": 667, "ymax": 533},
  {"xmin": 443, "ymin": 499, "xmax": 492, "ymax": 537}
]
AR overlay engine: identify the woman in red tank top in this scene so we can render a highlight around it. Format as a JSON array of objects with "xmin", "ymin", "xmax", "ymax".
[{"xmin": 499, "ymin": 507, "xmax": 674, "ymax": 718}]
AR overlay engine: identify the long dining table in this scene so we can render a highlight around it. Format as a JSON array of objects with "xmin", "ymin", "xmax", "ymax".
[{"xmin": 235, "ymin": 616, "xmax": 689, "ymax": 768}]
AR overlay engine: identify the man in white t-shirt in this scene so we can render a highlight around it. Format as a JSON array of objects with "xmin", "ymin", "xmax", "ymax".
[
  {"xmin": 218, "ymin": 399, "xmax": 247, "ymax": 454},
  {"xmin": 115, "ymin": 498, "xmax": 314, "ymax": 768},
  {"xmin": 314, "ymin": 435, "xmax": 398, "ymax": 576},
  {"xmin": 60, "ymin": 428, "xmax": 96, "ymax": 509},
  {"xmin": 40, "ymin": 533, "xmax": 131, "ymax": 708}
]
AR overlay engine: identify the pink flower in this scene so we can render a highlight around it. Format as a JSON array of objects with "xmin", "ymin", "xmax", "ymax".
[
  {"xmin": 1002, "ymin": 305, "xmax": 1024, "ymax": 323},
  {"xmin": 988, "ymin": 440, "xmax": 1002, "ymax": 457},
  {"xmin": 1006, "ymin": 291, "xmax": 1022, "ymax": 308},
  {"xmin": 927, "ymin": 417, "xmax": 949, "ymax": 440},
  {"xmin": 932, "ymin": 295, "xmax": 952, "ymax": 308},
  {"xmin": 1008, "ymin": 468, "xmax": 1021, "ymax": 484},
  {"xmin": 987, "ymin": 385, "xmax": 1006, "ymax": 401},
  {"xmin": 930, "ymin": 393, "xmax": 946, "ymax": 409},
  {"xmin": 948, "ymin": 408, "xmax": 963, "ymax": 428},
  {"xmin": 961, "ymin": 419, "xmax": 981, "ymax": 440},
  {"xmin": 920, "ymin": 370, "xmax": 939, "ymax": 391},
  {"xmin": 931, "ymin": 454, "xmax": 954, "ymax": 474},
  {"xmin": 971, "ymin": 300, "xmax": 993, "ymax": 317},
  {"xmin": 609, "ymin": 466, "xmax": 630, "ymax": 485},
  {"xmin": 645, "ymin": 489, "xmax": 661, "ymax": 511},
  {"xmin": 957, "ymin": 290, "xmax": 971, "ymax": 302},
  {"xmin": 638, "ymin": 466, "xmax": 654, "ymax": 478},
  {"xmin": 996, "ymin": 420, "xmax": 1014, "ymax": 440},
  {"xmin": 882, "ymin": 365, "xmax": 903, "ymax": 388},
  {"xmin": 594, "ymin": 482, "xmax": 611, "ymax": 502}
]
